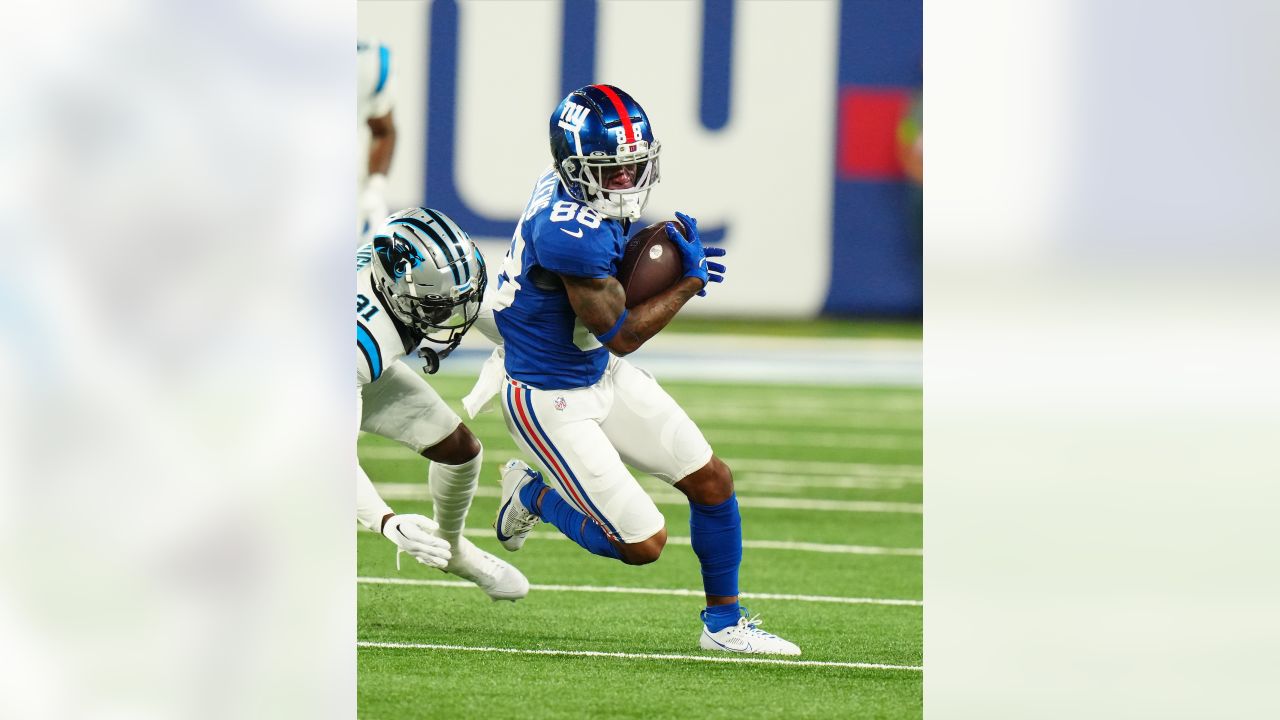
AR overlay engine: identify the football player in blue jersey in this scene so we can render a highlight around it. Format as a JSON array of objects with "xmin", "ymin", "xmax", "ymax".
[
  {"xmin": 357, "ymin": 208, "xmax": 528, "ymax": 601},
  {"xmin": 477, "ymin": 85, "xmax": 799, "ymax": 654}
]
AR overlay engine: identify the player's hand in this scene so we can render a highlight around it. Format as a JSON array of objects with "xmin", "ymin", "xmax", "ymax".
[
  {"xmin": 382, "ymin": 513, "xmax": 452, "ymax": 569},
  {"xmin": 666, "ymin": 211, "xmax": 727, "ymax": 297},
  {"xmin": 358, "ymin": 174, "xmax": 390, "ymax": 241}
]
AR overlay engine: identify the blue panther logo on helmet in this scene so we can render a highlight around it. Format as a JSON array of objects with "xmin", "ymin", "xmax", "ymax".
[
  {"xmin": 373, "ymin": 232, "xmax": 426, "ymax": 281},
  {"xmin": 549, "ymin": 84, "xmax": 661, "ymax": 220}
]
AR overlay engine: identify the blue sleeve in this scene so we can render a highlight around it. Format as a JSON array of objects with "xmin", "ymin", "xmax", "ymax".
[
  {"xmin": 375, "ymin": 45, "xmax": 391, "ymax": 93},
  {"xmin": 533, "ymin": 217, "xmax": 619, "ymax": 279}
]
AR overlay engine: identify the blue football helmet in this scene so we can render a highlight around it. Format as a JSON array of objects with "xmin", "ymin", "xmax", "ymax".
[{"xmin": 549, "ymin": 84, "xmax": 661, "ymax": 220}]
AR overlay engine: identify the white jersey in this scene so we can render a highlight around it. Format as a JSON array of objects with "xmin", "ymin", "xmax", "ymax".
[
  {"xmin": 356, "ymin": 244, "xmax": 464, "ymax": 455},
  {"xmin": 356, "ymin": 260, "xmax": 415, "ymax": 386},
  {"xmin": 357, "ymin": 39, "xmax": 396, "ymax": 188},
  {"xmin": 357, "ymin": 39, "xmax": 395, "ymax": 125}
]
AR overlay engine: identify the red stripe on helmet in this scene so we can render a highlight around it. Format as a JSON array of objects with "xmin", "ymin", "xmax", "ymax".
[{"xmin": 593, "ymin": 84, "xmax": 635, "ymax": 144}]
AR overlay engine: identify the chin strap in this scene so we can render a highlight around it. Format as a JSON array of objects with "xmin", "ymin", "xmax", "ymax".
[
  {"xmin": 418, "ymin": 337, "xmax": 462, "ymax": 375},
  {"xmin": 418, "ymin": 347, "xmax": 441, "ymax": 375}
]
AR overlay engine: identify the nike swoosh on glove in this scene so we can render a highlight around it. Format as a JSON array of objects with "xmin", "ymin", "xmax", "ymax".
[{"xmin": 383, "ymin": 513, "xmax": 452, "ymax": 570}]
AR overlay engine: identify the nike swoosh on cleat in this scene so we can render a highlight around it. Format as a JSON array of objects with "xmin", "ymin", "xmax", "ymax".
[
  {"xmin": 495, "ymin": 500, "xmax": 513, "ymax": 541},
  {"xmin": 561, "ymin": 227, "xmax": 584, "ymax": 238}
]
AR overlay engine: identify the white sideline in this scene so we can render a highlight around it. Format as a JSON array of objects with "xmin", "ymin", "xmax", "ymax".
[
  {"xmin": 357, "ymin": 641, "xmax": 922, "ymax": 671},
  {"xmin": 373, "ymin": 482, "xmax": 923, "ymax": 514},
  {"xmin": 357, "ymin": 576, "xmax": 923, "ymax": 607}
]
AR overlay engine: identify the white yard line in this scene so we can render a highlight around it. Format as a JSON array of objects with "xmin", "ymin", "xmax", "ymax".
[
  {"xmin": 682, "ymin": 408, "xmax": 922, "ymax": 430},
  {"xmin": 722, "ymin": 458, "xmax": 922, "ymax": 476},
  {"xmin": 373, "ymin": 483, "xmax": 923, "ymax": 514},
  {"xmin": 357, "ymin": 446, "xmax": 924, "ymax": 478},
  {"xmin": 357, "ymin": 576, "xmax": 923, "ymax": 607},
  {"xmin": 671, "ymin": 397, "xmax": 922, "ymax": 413},
  {"xmin": 699, "ymin": 537, "xmax": 922, "ymax": 557},
  {"xmin": 703, "ymin": 430, "xmax": 920, "ymax": 450},
  {"xmin": 450, "ymin": 527, "xmax": 922, "ymax": 557},
  {"xmin": 465, "ymin": 429, "xmax": 919, "ymax": 452},
  {"xmin": 356, "ymin": 641, "xmax": 922, "ymax": 672},
  {"xmin": 732, "ymin": 474, "xmax": 918, "ymax": 490},
  {"xmin": 722, "ymin": 496, "xmax": 922, "ymax": 513}
]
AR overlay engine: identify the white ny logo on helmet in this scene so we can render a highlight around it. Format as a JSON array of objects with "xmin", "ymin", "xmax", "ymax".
[
  {"xmin": 558, "ymin": 102, "xmax": 589, "ymax": 130},
  {"xmin": 558, "ymin": 102, "xmax": 590, "ymax": 155}
]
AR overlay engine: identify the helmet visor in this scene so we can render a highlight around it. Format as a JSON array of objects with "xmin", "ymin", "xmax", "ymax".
[{"xmin": 391, "ymin": 289, "xmax": 480, "ymax": 338}]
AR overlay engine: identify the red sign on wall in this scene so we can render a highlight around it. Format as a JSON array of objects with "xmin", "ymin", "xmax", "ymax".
[{"xmin": 837, "ymin": 88, "xmax": 911, "ymax": 181}]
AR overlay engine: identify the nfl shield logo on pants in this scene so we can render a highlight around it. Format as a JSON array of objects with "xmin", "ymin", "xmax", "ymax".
[{"xmin": 554, "ymin": 396, "xmax": 567, "ymax": 411}]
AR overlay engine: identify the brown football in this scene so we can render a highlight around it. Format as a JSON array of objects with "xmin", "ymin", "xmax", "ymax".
[{"xmin": 616, "ymin": 220, "xmax": 684, "ymax": 308}]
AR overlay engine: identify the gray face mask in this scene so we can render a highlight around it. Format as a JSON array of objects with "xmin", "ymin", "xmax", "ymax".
[{"xmin": 561, "ymin": 141, "xmax": 662, "ymax": 220}]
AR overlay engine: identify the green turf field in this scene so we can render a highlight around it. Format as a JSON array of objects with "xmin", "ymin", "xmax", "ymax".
[{"xmin": 358, "ymin": 372, "xmax": 922, "ymax": 719}]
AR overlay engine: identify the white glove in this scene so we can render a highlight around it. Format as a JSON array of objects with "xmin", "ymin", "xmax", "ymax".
[
  {"xmin": 358, "ymin": 174, "xmax": 390, "ymax": 241},
  {"xmin": 382, "ymin": 513, "xmax": 451, "ymax": 570},
  {"xmin": 462, "ymin": 346, "xmax": 505, "ymax": 419}
]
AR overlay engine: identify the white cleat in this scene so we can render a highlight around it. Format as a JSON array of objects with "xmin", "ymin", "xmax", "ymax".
[
  {"xmin": 443, "ymin": 536, "xmax": 530, "ymax": 601},
  {"xmin": 495, "ymin": 459, "xmax": 542, "ymax": 552},
  {"xmin": 699, "ymin": 612, "xmax": 801, "ymax": 656}
]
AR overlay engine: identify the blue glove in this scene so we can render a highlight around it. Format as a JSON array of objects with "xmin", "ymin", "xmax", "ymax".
[{"xmin": 665, "ymin": 211, "xmax": 726, "ymax": 297}]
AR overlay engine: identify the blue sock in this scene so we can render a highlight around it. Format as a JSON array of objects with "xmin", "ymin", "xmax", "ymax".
[
  {"xmin": 523, "ymin": 475, "xmax": 622, "ymax": 560},
  {"xmin": 517, "ymin": 473, "xmax": 545, "ymax": 512},
  {"xmin": 701, "ymin": 602, "xmax": 743, "ymax": 632},
  {"xmin": 690, "ymin": 494, "xmax": 743, "ymax": 630}
]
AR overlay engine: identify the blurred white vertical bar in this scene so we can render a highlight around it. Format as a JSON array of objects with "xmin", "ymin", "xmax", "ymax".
[
  {"xmin": 0, "ymin": 1, "xmax": 354, "ymax": 718},
  {"xmin": 357, "ymin": 0, "xmax": 430, "ymax": 210},
  {"xmin": 928, "ymin": 1, "xmax": 1280, "ymax": 718}
]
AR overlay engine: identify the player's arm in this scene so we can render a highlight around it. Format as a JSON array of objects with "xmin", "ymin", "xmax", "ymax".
[
  {"xmin": 359, "ymin": 111, "xmax": 396, "ymax": 240},
  {"xmin": 356, "ymin": 464, "xmax": 395, "ymax": 532},
  {"xmin": 562, "ymin": 211, "xmax": 725, "ymax": 356},
  {"xmin": 358, "ymin": 464, "xmax": 452, "ymax": 569},
  {"xmin": 562, "ymin": 273, "xmax": 702, "ymax": 356},
  {"xmin": 366, "ymin": 111, "xmax": 396, "ymax": 177}
]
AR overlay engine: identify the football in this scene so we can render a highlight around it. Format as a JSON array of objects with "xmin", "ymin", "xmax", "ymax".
[{"xmin": 616, "ymin": 220, "xmax": 685, "ymax": 308}]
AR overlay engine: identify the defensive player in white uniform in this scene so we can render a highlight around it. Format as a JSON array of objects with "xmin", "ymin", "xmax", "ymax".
[
  {"xmin": 356, "ymin": 39, "xmax": 396, "ymax": 244},
  {"xmin": 478, "ymin": 85, "xmax": 799, "ymax": 653},
  {"xmin": 358, "ymin": 207, "xmax": 527, "ymax": 600}
]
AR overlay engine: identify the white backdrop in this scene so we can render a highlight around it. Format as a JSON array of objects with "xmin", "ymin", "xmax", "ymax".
[{"xmin": 358, "ymin": 0, "xmax": 839, "ymax": 316}]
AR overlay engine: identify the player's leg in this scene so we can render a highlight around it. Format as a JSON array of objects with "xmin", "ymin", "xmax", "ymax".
[
  {"xmin": 597, "ymin": 360, "xmax": 733, "ymax": 601},
  {"xmin": 601, "ymin": 358, "xmax": 799, "ymax": 654},
  {"xmin": 362, "ymin": 361, "xmax": 528, "ymax": 600},
  {"xmin": 500, "ymin": 460, "xmax": 668, "ymax": 564},
  {"xmin": 419, "ymin": 424, "xmax": 481, "ymax": 548},
  {"xmin": 497, "ymin": 458, "xmax": 622, "ymax": 560},
  {"xmin": 499, "ymin": 378, "xmax": 666, "ymax": 565},
  {"xmin": 673, "ymin": 457, "xmax": 744, "ymax": 628},
  {"xmin": 361, "ymin": 361, "xmax": 480, "ymax": 545}
]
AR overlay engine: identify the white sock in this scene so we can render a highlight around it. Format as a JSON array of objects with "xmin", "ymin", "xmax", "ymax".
[{"xmin": 429, "ymin": 445, "xmax": 482, "ymax": 547}]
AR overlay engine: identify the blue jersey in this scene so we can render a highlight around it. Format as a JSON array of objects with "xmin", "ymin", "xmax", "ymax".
[{"xmin": 491, "ymin": 168, "xmax": 627, "ymax": 389}]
